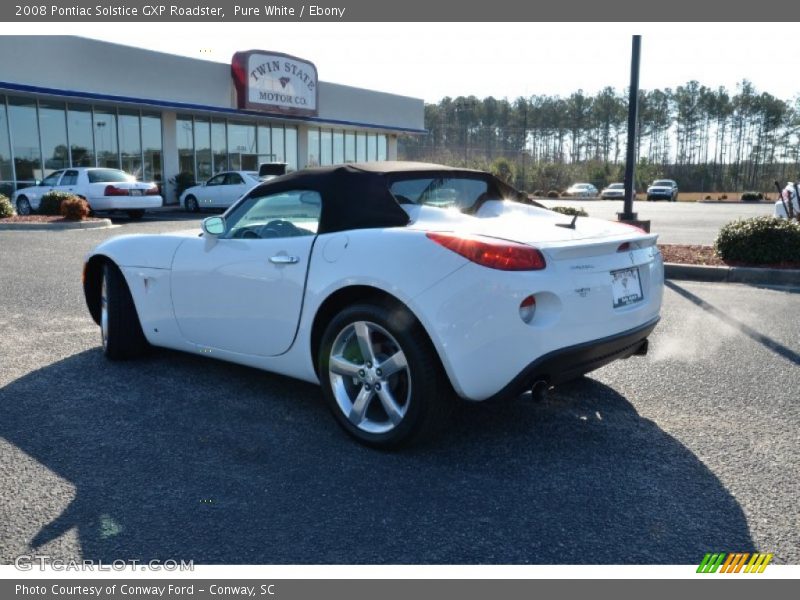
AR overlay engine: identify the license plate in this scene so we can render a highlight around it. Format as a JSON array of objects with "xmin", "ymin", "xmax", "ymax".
[
  {"xmin": 611, "ymin": 267, "xmax": 643, "ymax": 308},
  {"xmin": 130, "ymin": 189, "xmax": 143, "ymax": 196}
]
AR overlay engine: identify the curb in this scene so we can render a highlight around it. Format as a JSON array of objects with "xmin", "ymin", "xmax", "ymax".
[
  {"xmin": 665, "ymin": 262, "xmax": 800, "ymax": 286},
  {"xmin": 0, "ymin": 219, "xmax": 113, "ymax": 231}
]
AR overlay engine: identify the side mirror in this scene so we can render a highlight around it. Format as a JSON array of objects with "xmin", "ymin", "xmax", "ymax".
[{"xmin": 202, "ymin": 216, "xmax": 225, "ymax": 237}]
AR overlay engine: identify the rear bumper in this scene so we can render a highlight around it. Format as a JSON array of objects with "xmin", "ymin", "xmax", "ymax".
[
  {"xmin": 484, "ymin": 316, "xmax": 659, "ymax": 401},
  {"xmin": 89, "ymin": 196, "xmax": 163, "ymax": 211}
]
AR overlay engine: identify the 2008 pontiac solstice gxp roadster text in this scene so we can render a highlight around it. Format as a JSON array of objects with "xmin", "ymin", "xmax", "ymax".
[{"xmin": 83, "ymin": 162, "xmax": 663, "ymax": 448}]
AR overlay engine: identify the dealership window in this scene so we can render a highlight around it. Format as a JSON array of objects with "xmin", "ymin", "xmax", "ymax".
[
  {"xmin": 257, "ymin": 124, "xmax": 272, "ymax": 164},
  {"xmin": 228, "ymin": 121, "xmax": 256, "ymax": 170},
  {"xmin": 39, "ymin": 102, "xmax": 69, "ymax": 174},
  {"xmin": 7, "ymin": 97, "xmax": 41, "ymax": 184},
  {"xmin": 320, "ymin": 129, "xmax": 332, "ymax": 166},
  {"xmin": 378, "ymin": 135, "xmax": 388, "ymax": 161},
  {"xmin": 307, "ymin": 128, "xmax": 320, "ymax": 167},
  {"xmin": 271, "ymin": 125, "xmax": 285, "ymax": 164},
  {"xmin": 344, "ymin": 132, "xmax": 356, "ymax": 162},
  {"xmin": 177, "ymin": 115, "xmax": 195, "ymax": 179},
  {"xmin": 367, "ymin": 134, "xmax": 377, "ymax": 162},
  {"xmin": 67, "ymin": 104, "xmax": 94, "ymax": 167},
  {"xmin": 141, "ymin": 113, "xmax": 162, "ymax": 183},
  {"xmin": 193, "ymin": 118, "xmax": 211, "ymax": 181},
  {"xmin": 356, "ymin": 132, "xmax": 367, "ymax": 162},
  {"xmin": 94, "ymin": 109, "xmax": 118, "ymax": 169},
  {"xmin": 285, "ymin": 126, "xmax": 298, "ymax": 171},
  {"xmin": 118, "ymin": 110, "xmax": 142, "ymax": 178},
  {"xmin": 0, "ymin": 98, "xmax": 14, "ymax": 196},
  {"xmin": 333, "ymin": 130, "xmax": 344, "ymax": 164},
  {"xmin": 211, "ymin": 120, "xmax": 227, "ymax": 173}
]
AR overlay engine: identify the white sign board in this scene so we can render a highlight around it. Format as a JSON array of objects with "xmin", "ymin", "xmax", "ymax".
[{"xmin": 232, "ymin": 51, "xmax": 318, "ymax": 116}]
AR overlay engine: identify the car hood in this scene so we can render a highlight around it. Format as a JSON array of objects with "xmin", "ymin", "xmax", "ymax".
[
  {"xmin": 404, "ymin": 200, "xmax": 656, "ymax": 246},
  {"xmin": 88, "ymin": 230, "xmax": 200, "ymax": 269}
]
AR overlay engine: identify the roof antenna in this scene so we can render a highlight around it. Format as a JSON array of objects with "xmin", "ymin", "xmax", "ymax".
[{"xmin": 556, "ymin": 214, "xmax": 579, "ymax": 229}]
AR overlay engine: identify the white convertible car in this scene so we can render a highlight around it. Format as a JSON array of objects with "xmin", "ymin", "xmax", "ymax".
[{"xmin": 83, "ymin": 162, "xmax": 663, "ymax": 448}]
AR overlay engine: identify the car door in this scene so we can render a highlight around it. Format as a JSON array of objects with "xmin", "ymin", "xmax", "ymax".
[
  {"xmin": 217, "ymin": 172, "xmax": 249, "ymax": 208},
  {"xmin": 30, "ymin": 170, "xmax": 64, "ymax": 208},
  {"xmin": 170, "ymin": 188, "xmax": 322, "ymax": 357},
  {"xmin": 198, "ymin": 173, "xmax": 227, "ymax": 206},
  {"xmin": 55, "ymin": 169, "xmax": 80, "ymax": 195}
]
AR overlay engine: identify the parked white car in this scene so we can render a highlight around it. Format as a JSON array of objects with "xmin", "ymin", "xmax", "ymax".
[
  {"xmin": 775, "ymin": 183, "xmax": 800, "ymax": 218},
  {"xmin": 564, "ymin": 183, "xmax": 599, "ymax": 198},
  {"xmin": 601, "ymin": 183, "xmax": 625, "ymax": 199},
  {"xmin": 180, "ymin": 171, "xmax": 262, "ymax": 212},
  {"xmin": 82, "ymin": 163, "xmax": 663, "ymax": 448},
  {"xmin": 13, "ymin": 168, "xmax": 162, "ymax": 219}
]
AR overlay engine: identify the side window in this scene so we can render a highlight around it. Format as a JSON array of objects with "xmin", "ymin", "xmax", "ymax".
[
  {"xmin": 207, "ymin": 174, "xmax": 226, "ymax": 186},
  {"xmin": 41, "ymin": 171, "xmax": 64, "ymax": 186},
  {"xmin": 223, "ymin": 190, "xmax": 321, "ymax": 240},
  {"xmin": 226, "ymin": 173, "xmax": 245, "ymax": 185},
  {"xmin": 61, "ymin": 170, "xmax": 79, "ymax": 186}
]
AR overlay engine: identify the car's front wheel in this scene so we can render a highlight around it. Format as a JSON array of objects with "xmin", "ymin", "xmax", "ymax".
[
  {"xmin": 185, "ymin": 195, "xmax": 199, "ymax": 213},
  {"xmin": 16, "ymin": 196, "xmax": 31, "ymax": 215},
  {"xmin": 318, "ymin": 303, "xmax": 450, "ymax": 449},
  {"xmin": 100, "ymin": 262, "xmax": 149, "ymax": 360}
]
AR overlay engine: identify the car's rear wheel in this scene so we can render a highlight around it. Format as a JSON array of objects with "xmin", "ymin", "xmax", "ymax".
[
  {"xmin": 101, "ymin": 262, "xmax": 149, "ymax": 360},
  {"xmin": 16, "ymin": 196, "xmax": 31, "ymax": 215},
  {"xmin": 185, "ymin": 195, "xmax": 199, "ymax": 213},
  {"xmin": 318, "ymin": 303, "xmax": 450, "ymax": 449}
]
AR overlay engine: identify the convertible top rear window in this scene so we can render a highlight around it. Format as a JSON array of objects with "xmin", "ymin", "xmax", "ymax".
[{"xmin": 389, "ymin": 177, "xmax": 493, "ymax": 211}]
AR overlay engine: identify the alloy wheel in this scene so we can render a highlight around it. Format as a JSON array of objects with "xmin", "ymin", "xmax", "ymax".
[{"xmin": 328, "ymin": 320, "xmax": 411, "ymax": 434}]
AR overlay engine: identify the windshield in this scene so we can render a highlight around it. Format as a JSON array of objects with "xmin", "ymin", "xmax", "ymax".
[
  {"xmin": 609, "ymin": 183, "xmax": 624, "ymax": 189},
  {"xmin": 389, "ymin": 176, "xmax": 495, "ymax": 211},
  {"xmin": 87, "ymin": 169, "xmax": 135, "ymax": 183},
  {"xmin": 653, "ymin": 180, "xmax": 673, "ymax": 186}
]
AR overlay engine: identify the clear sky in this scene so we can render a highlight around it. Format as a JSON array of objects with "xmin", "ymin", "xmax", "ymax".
[{"xmin": 21, "ymin": 23, "xmax": 800, "ymax": 103}]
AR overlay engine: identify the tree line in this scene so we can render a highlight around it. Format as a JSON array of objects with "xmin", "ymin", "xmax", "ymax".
[{"xmin": 398, "ymin": 80, "xmax": 800, "ymax": 193}]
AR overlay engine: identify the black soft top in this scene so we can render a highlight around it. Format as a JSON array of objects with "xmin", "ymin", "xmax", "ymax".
[{"xmin": 245, "ymin": 161, "xmax": 529, "ymax": 234}]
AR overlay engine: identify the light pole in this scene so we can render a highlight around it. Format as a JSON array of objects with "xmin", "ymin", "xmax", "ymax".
[{"xmin": 618, "ymin": 35, "xmax": 650, "ymax": 232}]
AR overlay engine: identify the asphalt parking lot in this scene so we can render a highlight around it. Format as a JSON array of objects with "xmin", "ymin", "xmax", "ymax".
[
  {"xmin": 0, "ymin": 214, "xmax": 798, "ymax": 565},
  {"xmin": 538, "ymin": 199, "xmax": 774, "ymax": 245}
]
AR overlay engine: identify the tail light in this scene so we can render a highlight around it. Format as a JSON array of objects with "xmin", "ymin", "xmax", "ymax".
[
  {"xmin": 146, "ymin": 184, "xmax": 160, "ymax": 196},
  {"xmin": 104, "ymin": 185, "xmax": 129, "ymax": 196},
  {"xmin": 426, "ymin": 232, "xmax": 546, "ymax": 271}
]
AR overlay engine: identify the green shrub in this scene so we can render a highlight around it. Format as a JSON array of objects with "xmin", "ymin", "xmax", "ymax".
[
  {"xmin": 546, "ymin": 190, "xmax": 560, "ymax": 198},
  {"xmin": 704, "ymin": 195, "xmax": 712, "ymax": 200},
  {"xmin": 740, "ymin": 191, "xmax": 763, "ymax": 201},
  {"xmin": 719, "ymin": 194, "xmax": 728, "ymax": 200},
  {"xmin": 0, "ymin": 194, "xmax": 14, "ymax": 218},
  {"xmin": 532, "ymin": 190, "xmax": 545, "ymax": 198},
  {"xmin": 714, "ymin": 216, "xmax": 800, "ymax": 264},
  {"xmin": 39, "ymin": 191, "xmax": 76, "ymax": 215},
  {"xmin": 60, "ymin": 196, "xmax": 90, "ymax": 221},
  {"xmin": 550, "ymin": 206, "xmax": 589, "ymax": 217}
]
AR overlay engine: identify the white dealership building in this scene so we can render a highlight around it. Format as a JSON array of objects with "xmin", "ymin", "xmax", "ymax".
[{"xmin": 0, "ymin": 36, "xmax": 424, "ymax": 202}]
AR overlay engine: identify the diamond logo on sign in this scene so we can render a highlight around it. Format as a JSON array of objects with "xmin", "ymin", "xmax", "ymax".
[{"xmin": 231, "ymin": 50, "xmax": 319, "ymax": 116}]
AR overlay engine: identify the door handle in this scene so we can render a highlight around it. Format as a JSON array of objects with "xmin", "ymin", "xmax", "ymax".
[{"xmin": 269, "ymin": 255, "xmax": 299, "ymax": 264}]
